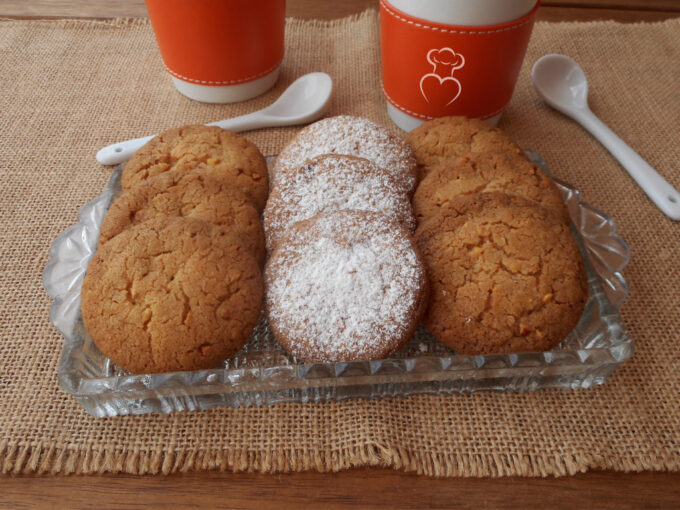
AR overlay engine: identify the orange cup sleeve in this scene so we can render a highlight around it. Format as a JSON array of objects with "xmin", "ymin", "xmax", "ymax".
[
  {"xmin": 146, "ymin": 0, "xmax": 285, "ymax": 86},
  {"xmin": 380, "ymin": 0, "xmax": 539, "ymax": 120}
]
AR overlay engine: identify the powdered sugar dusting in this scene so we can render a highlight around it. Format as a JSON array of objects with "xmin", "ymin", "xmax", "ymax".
[
  {"xmin": 264, "ymin": 155, "xmax": 416, "ymax": 252},
  {"xmin": 265, "ymin": 210, "xmax": 425, "ymax": 362},
  {"xmin": 273, "ymin": 116, "xmax": 417, "ymax": 194}
]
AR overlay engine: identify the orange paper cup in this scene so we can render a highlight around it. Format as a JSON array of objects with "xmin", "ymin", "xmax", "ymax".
[
  {"xmin": 380, "ymin": 0, "xmax": 540, "ymax": 130},
  {"xmin": 146, "ymin": 0, "xmax": 286, "ymax": 103}
]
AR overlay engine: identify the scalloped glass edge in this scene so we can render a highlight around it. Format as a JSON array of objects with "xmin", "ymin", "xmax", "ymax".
[{"xmin": 43, "ymin": 151, "xmax": 633, "ymax": 417}]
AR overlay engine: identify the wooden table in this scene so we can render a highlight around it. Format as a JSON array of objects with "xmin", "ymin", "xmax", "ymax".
[
  {"xmin": 2, "ymin": 1, "xmax": 679, "ymax": 509},
  {"xmin": 2, "ymin": 0, "xmax": 680, "ymax": 22}
]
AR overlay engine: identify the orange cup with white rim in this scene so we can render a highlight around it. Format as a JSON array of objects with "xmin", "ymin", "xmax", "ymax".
[
  {"xmin": 380, "ymin": 0, "xmax": 539, "ymax": 131},
  {"xmin": 146, "ymin": 0, "xmax": 286, "ymax": 103}
]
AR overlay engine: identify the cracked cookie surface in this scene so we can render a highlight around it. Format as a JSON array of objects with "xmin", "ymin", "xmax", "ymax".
[
  {"xmin": 412, "ymin": 151, "xmax": 569, "ymax": 223},
  {"xmin": 121, "ymin": 125, "xmax": 268, "ymax": 211},
  {"xmin": 265, "ymin": 210, "xmax": 428, "ymax": 363},
  {"xmin": 405, "ymin": 116, "xmax": 522, "ymax": 181},
  {"xmin": 414, "ymin": 193, "xmax": 587, "ymax": 355},
  {"xmin": 81, "ymin": 217, "xmax": 263, "ymax": 374},
  {"xmin": 99, "ymin": 169, "xmax": 265, "ymax": 266},
  {"xmin": 263, "ymin": 154, "xmax": 416, "ymax": 253}
]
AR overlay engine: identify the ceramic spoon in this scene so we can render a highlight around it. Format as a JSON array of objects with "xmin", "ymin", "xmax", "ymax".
[
  {"xmin": 532, "ymin": 54, "xmax": 680, "ymax": 221},
  {"xmin": 96, "ymin": 72, "xmax": 333, "ymax": 166}
]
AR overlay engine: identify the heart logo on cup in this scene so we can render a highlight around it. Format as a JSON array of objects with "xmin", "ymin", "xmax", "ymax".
[
  {"xmin": 419, "ymin": 47, "xmax": 465, "ymax": 106},
  {"xmin": 419, "ymin": 74, "xmax": 462, "ymax": 106}
]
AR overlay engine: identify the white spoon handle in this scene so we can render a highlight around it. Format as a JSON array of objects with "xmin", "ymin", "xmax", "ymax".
[
  {"xmin": 207, "ymin": 111, "xmax": 277, "ymax": 131},
  {"xmin": 95, "ymin": 112, "xmax": 279, "ymax": 166},
  {"xmin": 96, "ymin": 134, "xmax": 156, "ymax": 165},
  {"xmin": 574, "ymin": 109, "xmax": 680, "ymax": 221}
]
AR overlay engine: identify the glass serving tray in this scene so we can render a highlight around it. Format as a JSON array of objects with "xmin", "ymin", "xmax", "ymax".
[{"xmin": 43, "ymin": 152, "xmax": 632, "ymax": 417}]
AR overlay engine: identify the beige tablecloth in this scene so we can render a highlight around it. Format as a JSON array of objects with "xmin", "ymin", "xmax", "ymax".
[{"xmin": 0, "ymin": 12, "xmax": 678, "ymax": 476}]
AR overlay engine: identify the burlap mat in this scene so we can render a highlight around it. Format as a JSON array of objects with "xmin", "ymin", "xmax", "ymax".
[{"xmin": 0, "ymin": 11, "xmax": 678, "ymax": 477}]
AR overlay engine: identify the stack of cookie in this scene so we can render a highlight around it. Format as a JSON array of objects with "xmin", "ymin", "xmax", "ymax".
[
  {"xmin": 263, "ymin": 116, "xmax": 428, "ymax": 363},
  {"xmin": 406, "ymin": 117, "xmax": 588, "ymax": 355},
  {"xmin": 81, "ymin": 125, "xmax": 268, "ymax": 374},
  {"xmin": 80, "ymin": 116, "xmax": 586, "ymax": 372}
]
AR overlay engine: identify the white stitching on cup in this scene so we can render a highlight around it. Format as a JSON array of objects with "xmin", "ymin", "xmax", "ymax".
[{"xmin": 163, "ymin": 60, "xmax": 281, "ymax": 85}]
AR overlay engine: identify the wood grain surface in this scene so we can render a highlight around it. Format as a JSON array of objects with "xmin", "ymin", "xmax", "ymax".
[
  {"xmin": 1, "ymin": 0, "xmax": 680, "ymax": 21},
  {"xmin": 3, "ymin": 469, "xmax": 680, "ymax": 510},
  {"xmin": 2, "ymin": 1, "xmax": 679, "ymax": 509}
]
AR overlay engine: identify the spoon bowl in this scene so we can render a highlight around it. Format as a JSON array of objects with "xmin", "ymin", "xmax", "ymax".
[
  {"xmin": 257, "ymin": 71, "xmax": 333, "ymax": 122},
  {"xmin": 96, "ymin": 72, "xmax": 333, "ymax": 165},
  {"xmin": 532, "ymin": 54, "xmax": 589, "ymax": 113},
  {"xmin": 531, "ymin": 54, "xmax": 680, "ymax": 221}
]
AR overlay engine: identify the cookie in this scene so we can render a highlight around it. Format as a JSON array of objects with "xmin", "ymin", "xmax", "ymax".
[
  {"xmin": 414, "ymin": 192, "xmax": 587, "ymax": 355},
  {"xmin": 412, "ymin": 151, "xmax": 569, "ymax": 223},
  {"xmin": 405, "ymin": 116, "xmax": 522, "ymax": 181},
  {"xmin": 81, "ymin": 217, "xmax": 263, "ymax": 374},
  {"xmin": 121, "ymin": 125, "xmax": 269, "ymax": 211},
  {"xmin": 272, "ymin": 115, "xmax": 417, "ymax": 195},
  {"xmin": 265, "ymin": 210, "xmax": 428, "ymax": 363},
  {"xmin": 263, "ymin": 154, "xmax": 416, "ymax": 252},
  {"xmin": 99, "ymin": 169, "xmax": 265, "ymax": 265}
]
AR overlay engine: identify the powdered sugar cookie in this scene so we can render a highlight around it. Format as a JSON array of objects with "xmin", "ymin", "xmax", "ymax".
[
  {"xmin": 265, "ymin": 210, "xmax": 428, "ymax": 363},
  {"xmin": 263, "ymin": 154, "xmax": 416, "ymax": 252},
  {"xmin": 272, "ymin": 115, "xmax": 417, "ymax": 195}
]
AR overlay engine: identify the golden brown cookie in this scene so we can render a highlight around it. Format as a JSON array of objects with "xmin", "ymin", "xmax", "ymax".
[
  {"xmin": 405, "ymin": 116, "xmax": 522, "ymax": 181},
  {"xmin": 272, "ymin": 115, "xmax": 417, "ymax": 196},
  {"xmin": 99, "ymin": 169, "xmax": 265, "ymax": 266},
  {"xmin": 412, "ymin": 151, "xmax": 569, "ymax": 223},
  {"xmin": 263, "ymin": 154, "xmax": 416, "ymax": 252},
  {"xmin": 81, "ymin": 217, "xmax": 263, "ymax": 374},
  {"xmin": 121, "ymin": 125, "xmax": 268, "ymax": 211},
  {"xmin": 265, "ymin": 210, "xmax": 428, "ymax": 363},
  {"xmin": 414, "ymin": 192, "xmax": 587, "ymax": 355}
]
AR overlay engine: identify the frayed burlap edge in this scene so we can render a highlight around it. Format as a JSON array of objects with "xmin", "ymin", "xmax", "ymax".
[
  {"xmin": 0, "ymin": 10, "xmax": 375, "ymax": 29},
  {"xmin": 1, "ymin": 440, "xmax": 677, "ymax": 477},
  {"xmin": 0, "ymin": 17, "xmax": 151, "ymax": 27}
]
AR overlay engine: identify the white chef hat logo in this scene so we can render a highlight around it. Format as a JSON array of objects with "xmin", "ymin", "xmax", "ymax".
[
  {"xmin": 420, "ymin": 47, "xmax": 465, "ymax": 105},
  {"xmin": 427, "ymin": 48, "xmax": 465, "ymax": 72}
]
